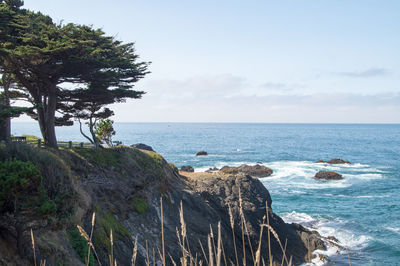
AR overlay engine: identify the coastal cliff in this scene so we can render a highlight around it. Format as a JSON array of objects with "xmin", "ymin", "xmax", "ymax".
[{"xmin": 0, "ymin": 143, "xmax": 325, "ymax": 265}]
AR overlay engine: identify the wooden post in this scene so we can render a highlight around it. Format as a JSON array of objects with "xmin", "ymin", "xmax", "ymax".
[
  {"xmin": 69, "ymin": 141, "xmax": 72, "ymax": 149},
  {"xmin": 37, "ymin": 139, "xmax": 41, "ymax": 148},
  {"xmin": 80, "ymin": 142, "xmax": 84, "ymax": 148}
]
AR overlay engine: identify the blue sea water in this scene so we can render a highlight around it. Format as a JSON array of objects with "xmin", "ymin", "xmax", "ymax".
[{"xmin": 11, "ymin": 122, "xmax": 400, "ymax": 265}]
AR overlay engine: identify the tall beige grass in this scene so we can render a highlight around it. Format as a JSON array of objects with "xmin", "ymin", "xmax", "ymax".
[
  {"xmin": 72, "ymin": 197, "xmax": 303, "ymax": 266},
  {"xmin": 29, "ymin": 192, "xmax": 347, "ymax": 266}
]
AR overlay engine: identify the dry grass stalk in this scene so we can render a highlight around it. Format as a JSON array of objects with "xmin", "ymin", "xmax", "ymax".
[
  {"xmin": 280, "ymin": 239, "xmax": 287, "ymax": 266},
  {"xmin": 31, "ymin": 229, "xmax": 37, "ymax": 266},
  {"xmin": 241, "ymin": 219, "xmax": 246, "ymax": 266},
  {"xmin": 178, "ymin": 201, "xmax": 188, "ymax": 266},
  {"xmin": 87, "ymin": 212, "xmax": 96, "ymax": 266},
  {"xmin": 131, "ymin": 236, "xmax": 138, "ymax": 266},
  {"xmin": 228, "ymin": 206, "xmax": 239, "ymax": 266},
  {"xmin": 198, "ymin": 239, "xmax": 209, "ymax": 265},
  {"xmin": 261, "ymin": 224, "xmax": 288, "ymax": 265},
  {"xmin": 157, "ymin": 247, "xmax": 163, "ymax": 264},
  {"xmin": 220, "ymin": 236, "xmax": 227, "ymax": 266},
  {"xmin": 255, "ymin": 216, "xmax": 266, "ymax": 266},
  {"xmin": 169, "ymin": 253, "xmax": 178, "ymax": 266},
  {"xmin": 145, "ymin": 240, "xmax": 150, "ymax": 266},
  {"xmin": 238, "ymin": 187, "xmax": 255, "ymax": 263},
  {"xmin": 265, "ymin": 204, "xmax": 272, "ymax": 266},
  {"xmin": 208, "ymin": 234, "xmax": 214, "ymax": 266},
  {"xmin": 110, "ymin": 229, "xmax": 114, "ymax": 266},
  {"xmin": 160, "ymin": 197, "xmax": 166, "ymax": 266},
  {"xmin": 216, "ymin": 222, "xmax": 222, "ymax": 266},
  {"xmin": 238, "ymin": 188, "xmax": 247, "ymax": 266},
  {"xmin": 77, "ymin": 225, "xmax": 102, "ymax": 266},
  {"xmin": 209, "ymin": 225, "xmax": 217, "ymax": 263}
]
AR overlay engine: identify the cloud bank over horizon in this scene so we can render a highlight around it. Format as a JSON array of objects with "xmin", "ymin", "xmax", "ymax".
[{"xmin": 109, "ymin": 73, "xmax": 400, "ymax": 123}]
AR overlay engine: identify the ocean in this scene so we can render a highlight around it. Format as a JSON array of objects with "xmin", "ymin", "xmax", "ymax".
[{"xmin": 11, "ymin": 122, "xmax": 400, "ymax": 265}]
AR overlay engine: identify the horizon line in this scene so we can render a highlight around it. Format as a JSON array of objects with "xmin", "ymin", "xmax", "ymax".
[{"xmin": 12, "ymin": 121, "xmax": 400, "ymax": 125}]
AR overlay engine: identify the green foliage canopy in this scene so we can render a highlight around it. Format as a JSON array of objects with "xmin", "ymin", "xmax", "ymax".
[{"xmin": 0, "ymin": 2, "xmax": 149, "ymax": 147}]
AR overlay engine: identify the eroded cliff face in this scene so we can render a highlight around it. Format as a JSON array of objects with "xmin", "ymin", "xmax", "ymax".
[{"xmin": 0, "ymin": 144, "xmax": 325, "ymax": 266}]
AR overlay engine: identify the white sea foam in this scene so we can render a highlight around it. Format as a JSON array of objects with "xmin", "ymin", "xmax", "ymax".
[
  {"xmin": 282, "ymin": 211, "xmax": 371, "ymax": 265},
  {"xmin": 385, "ymin": 226, "xmax": 400, "ymax": 235},
  {"xmin": 259, "ymin": 160, "xmax": 388, "ymax": 193},
  {"xmin": 343, "ymin": 173, "xmax": 383, "ymax": 180}
]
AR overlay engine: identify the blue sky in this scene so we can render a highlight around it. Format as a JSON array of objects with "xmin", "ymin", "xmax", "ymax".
[{"xmin": 20, "ymin": 0, "xmax": 400, "ymax": 123}]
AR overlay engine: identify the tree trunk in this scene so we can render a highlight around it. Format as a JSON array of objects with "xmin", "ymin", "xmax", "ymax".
[
  {"xmin": 89, "ymin": 118, "xmax": 101, "ymax": 148},
  {"xmin": 35, "ymin": 85, "xmax": 58, "ymax": 149},
  {"xmin": 78, "ymin": 119, "xmax": 94, "ymax": 144},
  {"xmin": 0, "ymin": 74, "xmax": 11, "ymax": 142},
  {"xmin": 0, "ymin": 117, "xmax": 11, "ymax": 142},
  {"xmin": 43, "ymin": 86, "xmax": 58, "ymax": 148}
]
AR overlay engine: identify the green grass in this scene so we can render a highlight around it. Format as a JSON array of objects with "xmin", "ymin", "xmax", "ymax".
[
  {"xmin": 140, "ymin": 150, "xmax": 164, "ymax": 179},
  {"xmin": 133, "ymin": 197, "xmax": 149, "ymax": 215},
  {"xmin": 73, "ymin": 147, "xmax": 121, "ymax": 168},
  {"xmin": 93, "ymin": 207, "xmax": 131, "ymax": 252},
  {"xmin": 67, "ymin": 227, "xmax": 95, "ymax": 266},
  {"xmin": 168, "ymin": 162, "xmax": 179, "ymax": 173}
]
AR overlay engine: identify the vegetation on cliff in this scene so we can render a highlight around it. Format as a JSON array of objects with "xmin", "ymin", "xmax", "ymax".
[{"xmin": 0, "ymin": 142, "xmax": 328, "ymax": 266}]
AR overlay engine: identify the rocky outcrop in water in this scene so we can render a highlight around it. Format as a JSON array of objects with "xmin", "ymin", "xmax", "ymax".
[
  {"xmin": 180, "ymin": 165, "xmax": 194, "ymax": 172},
  {"xmin": 205, "ymin": 166, "xmax": 219, "ymax": 172},
  {"xmin": 315, "ymin": 171, "xmax": 343, "ymax": 180},
  {"xmin": 316, "ymin": 158, "xmax": 350, "ymax": 164},
  {"xmin": 220, "ymin": 164, "xmax": 273, "ymax": 177}
]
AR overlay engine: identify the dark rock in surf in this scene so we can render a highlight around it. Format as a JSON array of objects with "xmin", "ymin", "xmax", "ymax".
[
  {"xmin": 205, "ymin": 167, "xmax": 219, "ymax": 173},
  {"xmin": 180, "ymin": 165, "xmax": 194, "ymax": 172},
  {"xmin": 327, "ymin": 235, "xmax": 340, "ymax": 243},
  {"xmin": 314, "ymin": 171, "xmax": 343, "ymax": 180},
  {"xmin": 316, "ymin": 158, "xmax": 350, "ymax": 164},
  {"xmin": 220, "ymin": 164, "xmax": 273, "ymax": 177}
]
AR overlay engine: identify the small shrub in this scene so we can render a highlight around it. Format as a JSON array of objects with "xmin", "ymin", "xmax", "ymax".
[
  {"xmin": 0, "ymin": 143, "xmax": 75, "ymax": 219},
  {"xmin": 37, "ymin": 195, "xmax": 57, "ymax": 216},
  {"xmin": 0, "ymin": 159, "xmax": 42, "ymax": 211},
  {"xmin": 94, "ymin": 119, "xmax": 116, "ymax": 147}
]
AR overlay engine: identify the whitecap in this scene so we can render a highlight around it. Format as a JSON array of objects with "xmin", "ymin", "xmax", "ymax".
[{"xmin": 384, "ymin": 226, "xmax": 400, "ymax": 235}]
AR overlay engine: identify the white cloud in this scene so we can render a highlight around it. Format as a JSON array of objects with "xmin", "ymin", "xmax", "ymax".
[{"xmin": 335, "ymin": 67, "xmax": 390, "ymax": 78}]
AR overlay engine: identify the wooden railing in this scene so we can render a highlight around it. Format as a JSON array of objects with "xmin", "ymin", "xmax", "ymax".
[{"xmin": 11, "ymin": 137, "xmax": 95, "ymax": 149}]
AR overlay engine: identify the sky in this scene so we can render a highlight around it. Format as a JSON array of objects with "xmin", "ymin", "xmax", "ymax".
[{"xmin": 17, "ymin": 0, "xmax": 400, "ymax": 123}]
